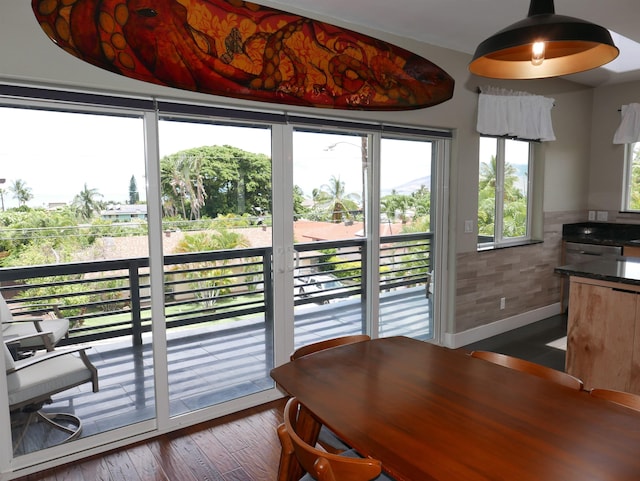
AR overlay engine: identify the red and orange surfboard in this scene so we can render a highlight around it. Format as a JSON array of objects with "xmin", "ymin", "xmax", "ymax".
[{"xmin": 32, "ymin": 0, "xmax": 454, "ymax": 111}]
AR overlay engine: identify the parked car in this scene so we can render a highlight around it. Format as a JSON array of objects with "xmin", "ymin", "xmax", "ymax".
[{"xmin": 294, "ymin": 273, "xmax": 350, "ymax": 304}]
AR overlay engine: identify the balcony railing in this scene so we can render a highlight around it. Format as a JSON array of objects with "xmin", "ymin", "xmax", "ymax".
[{"xmin": 0, "ymin": 232, "xmax": 432, "ymax": 347}]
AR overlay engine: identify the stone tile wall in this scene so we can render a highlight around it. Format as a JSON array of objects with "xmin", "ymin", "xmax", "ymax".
[{"xmin": 454, "ymin": 211, "xmax": 584, "ymax": 333}]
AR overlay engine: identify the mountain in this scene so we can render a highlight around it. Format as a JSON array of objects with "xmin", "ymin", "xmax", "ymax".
[{"xmin": 382, "ymin": 175, "xmax": 431, "ymax": 196}]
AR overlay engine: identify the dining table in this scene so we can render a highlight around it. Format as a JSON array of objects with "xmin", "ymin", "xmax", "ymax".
[{"xmin": 270, "ymin": 336, "xmax": 640, "ymax": 481}]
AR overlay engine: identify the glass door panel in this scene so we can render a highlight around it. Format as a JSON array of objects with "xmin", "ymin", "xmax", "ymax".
[
  {"xmin": 292, "ymin": 130, "xmax": 366, "ymax": 348},
  {"xmin": 0, "ymin": 106, "xmax": 151, "ymax": 455},
  {"xmin": 157, "ymin": 119, "xmax": 274, "ymax": 417},
  {"xmin": 379, "ymin": 137, "xmax": 434, "ymax": 340}
]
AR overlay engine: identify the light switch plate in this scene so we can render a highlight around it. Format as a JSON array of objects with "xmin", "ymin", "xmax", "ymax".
[
  {"xmin": 464, "ymin": 220, "xmax": 473, "ymax": 233},
  {"xmin": 596, "ymin": 211, "xmax": 608, "ymax": 221}
]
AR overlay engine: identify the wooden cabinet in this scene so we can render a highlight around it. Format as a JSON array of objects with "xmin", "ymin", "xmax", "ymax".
[
  {"xmin": 567, "ymin": 276, "xmax": 640, "ymax": 393},
  {"xmin": 623, "ymin": 245, "xmax": 640, "ymax": 258}
]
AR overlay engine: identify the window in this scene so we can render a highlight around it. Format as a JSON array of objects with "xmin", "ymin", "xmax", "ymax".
[
  {"xmin": 622, "ymin": 142, "xmax": 640, "ymax": 211},
  {"xmin": 478, "ymin": 136, "xmax": 533, "ymax": 247}
]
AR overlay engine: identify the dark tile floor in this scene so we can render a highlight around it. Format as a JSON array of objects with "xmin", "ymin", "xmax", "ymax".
[{"xmin": 461, "ymin": 314, "xmax": 569, "ymax": 371}]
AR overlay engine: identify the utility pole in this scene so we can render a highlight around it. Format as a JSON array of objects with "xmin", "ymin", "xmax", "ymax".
[{"xmin": 0, "ymin": 178, "xmax": 5, "ymax": 212}]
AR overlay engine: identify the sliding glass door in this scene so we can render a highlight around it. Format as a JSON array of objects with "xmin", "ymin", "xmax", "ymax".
[
  {"xmin": 290, "ymin": 128, "xmax": 440, "ymax": 346},
  {"xmin": 157, "ymin": 118, "xmax": 275, "ymax": 417},
  {"xmin": 0, "ymin": 105, "xmax": 151, "ymax": 455},
  {"xmin": 292, "ymin": 130, "xmax": 367, "ymax": 348},
  {"xmin": 379, "ymin": 136, "xmax": 436, "ymax": 340}
]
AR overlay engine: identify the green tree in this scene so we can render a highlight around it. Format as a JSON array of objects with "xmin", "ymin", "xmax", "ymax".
[
  {"xmin": 293, "ymin": 185, "xmax": 308, "ymax": 219},
  {"xmin": 629, "ymin": 145, "xmax": 640, "ymax": 209},
  {"xmin": 72, "ymin": 183, "xmax": 104, "ymax": 221},
  {"xmin": 129, "ymin": 175, "xmax": 139, "ymax": 204},
  {"xmin": 174, "ymin": 228, "xmax": 250, "ymax": 307},
  {"xmin": 9, "ymin": 179, "xmax": 33, "ymax": 207},
  {"xmin": 161, "ymin": 145, "xmax": 271, "ymax": 220},
  {"xmin": 478, "ymin": 155, "xmax": 527, "ymax": 238},
  {"xmin": 313, "ymin": 175, "xmax": 360, "ymax": 223}
]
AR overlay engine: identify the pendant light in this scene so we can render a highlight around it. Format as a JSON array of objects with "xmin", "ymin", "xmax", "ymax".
[{"xmin": 469, "ymin": 0, "xmax": 619, "ymax": 79}]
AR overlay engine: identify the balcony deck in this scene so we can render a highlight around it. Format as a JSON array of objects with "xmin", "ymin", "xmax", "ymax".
[{"xmin": 12, "ymin": 287, "xmax": 431, "ymax": 455}]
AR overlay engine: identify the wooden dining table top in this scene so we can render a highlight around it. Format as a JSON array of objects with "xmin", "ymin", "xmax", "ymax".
[{"xmin": 270, "ymin": 336, "xmax": 640, "ymax": 481}]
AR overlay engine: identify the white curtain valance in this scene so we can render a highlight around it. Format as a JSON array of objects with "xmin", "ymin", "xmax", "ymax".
[
  {"xmin": 613, "ymin": 103, "xmax": 640, "ymax": 144},
  {"xmin": 476, "ymin": 86, "xmax": 556, "ymax": 142}
]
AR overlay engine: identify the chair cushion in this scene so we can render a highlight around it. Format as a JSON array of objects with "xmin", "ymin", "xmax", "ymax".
[
  {"xmin": 3, "ymin": 318, "xmax": 69, "ymax": 348},
  {"xmin": 7, "ymin": 352, "xmax": 93, "ymax": 408},
  {"xmin": 340, "ymin": 449, "xmax": 396, "ymax": 480},
  {"xmin": 318, "ymin": 425, "xmax": 351, "ymax": 452}
]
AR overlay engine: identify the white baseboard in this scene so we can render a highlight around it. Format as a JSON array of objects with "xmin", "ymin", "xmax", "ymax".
[{"xmin": 442, "ymin": 303, "xmax": 562, "ymax": 349}]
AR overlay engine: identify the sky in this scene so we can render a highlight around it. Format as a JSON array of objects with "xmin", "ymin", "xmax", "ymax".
[{"xmin": 0, "ymin": 106, "xmax": 433, "ymax": 209}]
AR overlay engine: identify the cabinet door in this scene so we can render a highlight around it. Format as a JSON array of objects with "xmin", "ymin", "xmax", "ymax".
[
  {"xmin": 567, "ymin": 280, "xmax": 637, "ymax": 391},
  {"xmin": 630, "ymin": 316, "xmax": 640, "ymax": 394}
]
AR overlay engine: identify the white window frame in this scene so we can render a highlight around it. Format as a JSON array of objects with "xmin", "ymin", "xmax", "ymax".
[
  {"xmin": 478, "ymin": 136, "xmax": 534, "ymax": 248},
  {"xmin": 622, "ymin": 142, "xmax": 640, "ymax": 212}
]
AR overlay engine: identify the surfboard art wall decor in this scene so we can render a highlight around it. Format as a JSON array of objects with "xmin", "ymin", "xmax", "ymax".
[{"xmin": 31, "ymin": 0, "xmax": 455, "ymax": 111}]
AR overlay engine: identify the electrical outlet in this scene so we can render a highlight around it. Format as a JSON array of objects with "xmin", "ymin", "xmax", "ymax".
[
  {"xmin": 500, "ymin": 297, "xmax": 505, "ymax": 310},
  {"xmin": 596, "ymin": 211, "xmax": 608, "ymax": 221},
  {"xmin": 588, "ymin": 210, "xmax": 596, "ymax": 221}
]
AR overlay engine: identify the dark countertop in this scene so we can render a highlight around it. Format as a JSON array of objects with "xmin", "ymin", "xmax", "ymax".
[
  {"xmin": 563, "ymin": 222, "xmax": 640, "ymax": 246},
  {"xmin": 555, "ymin": 258, "xmax": 640, "ymax": 287}
]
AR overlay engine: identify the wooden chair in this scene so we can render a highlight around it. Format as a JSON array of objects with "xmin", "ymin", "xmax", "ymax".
[
  {"xmin": 590, "ymin": 388, "xmax": 640, "ymax": 411},
  {"xmin": 290, "ymin": 335, "xmax": 371, "ymax": 361},
  {"xmin": 469, "ymin": 350, "xmax": 584, "ymax": 390},
  {"xmin": 290, "ymin": 335, "xmax": 371, "ymax": 454},
  {"xmin": 278, "ymin": 397, "xmax": 393, "ymax": 481}
]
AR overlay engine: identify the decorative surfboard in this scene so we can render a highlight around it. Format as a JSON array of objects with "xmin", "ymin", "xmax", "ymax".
[{"xmin": 31, "ymin": 0, "xmax": 454, "ymax": 111}]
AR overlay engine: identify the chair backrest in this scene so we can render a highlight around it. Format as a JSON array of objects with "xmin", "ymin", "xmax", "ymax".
[
  {"xmin": 290, "ymin": 335, "xmax": 371, "ymax": 361},
  {"xmin": 0, "ymin": 294, "xmax": 13, "ymax": 323},
  {"xmin": 470, "ymin": 350, "xmax": 584, "ymax": 390},
  {"xmin": 590, "ymin": 388, "xmax": 640, "ymax": 411},
  {"xmin": 282, "ymin": 397, "xmax": 383, "ymax": 481}
]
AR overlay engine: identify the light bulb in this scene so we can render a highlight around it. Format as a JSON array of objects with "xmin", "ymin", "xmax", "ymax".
[{"xmin": 531, "ymin": 41, "xmax": 545, "ymax": 66}]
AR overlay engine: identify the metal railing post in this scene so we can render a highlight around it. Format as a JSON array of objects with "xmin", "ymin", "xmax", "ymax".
[{"xmin": 129, "ymin": 262, "xmax": 143, "ymax": 346}]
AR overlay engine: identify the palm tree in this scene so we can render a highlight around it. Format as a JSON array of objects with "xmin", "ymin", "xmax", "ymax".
[
  {"xmin": 72, "ymin": 183, "xmax": 103, "ymax": 220},
  {"xmin": 9, "ymin": 179, "xmax": 33, "ymax": 207},
  {"xmin": 175, "ymin": 228, "xmax": 249, "ymax": 307},
  {"xmin": 314, "ymin": 175, "xmax": 360, "ymax": 223},
  {"xmin": 160, "ymin": 154, "xmax": 207, "ymax": 220}
]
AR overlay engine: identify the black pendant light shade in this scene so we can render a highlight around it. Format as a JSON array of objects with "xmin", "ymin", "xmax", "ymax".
[{"xmin": 469, "ymin": 0, "xmax": 619, "ymax": 79}]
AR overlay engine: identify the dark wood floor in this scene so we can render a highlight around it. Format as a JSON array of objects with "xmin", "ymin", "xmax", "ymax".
[
  {"xmin": 14, "ymin": 315, "xmax": 567, "ymax": 481},
  {"xmin": 15, "ymin": 398, "xmax": 288, "ymax": 481}
]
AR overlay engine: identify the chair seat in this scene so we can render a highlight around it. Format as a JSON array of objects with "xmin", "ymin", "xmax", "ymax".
[
  {"xmin": 318, "ymin": 426, "xmax": 350, "ymax": 453},
  {"xmin": 7, "ymin": 353, "xmax": 94, "ymax": 408}
]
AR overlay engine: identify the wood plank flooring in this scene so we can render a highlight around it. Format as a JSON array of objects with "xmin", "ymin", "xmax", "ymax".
[{"xmin": 15, "ymin": 398, "xmax": 287, "ymax": 481}]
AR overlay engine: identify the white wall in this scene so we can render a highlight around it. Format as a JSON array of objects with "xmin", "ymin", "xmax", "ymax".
[{"xmin": 589, "ymin": 81, "xmax": 640, "ymax": 214}]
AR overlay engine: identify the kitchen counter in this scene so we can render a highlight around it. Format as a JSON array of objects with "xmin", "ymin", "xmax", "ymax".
[
  {"xmin": 563, "ymin": 221, "xmax": 640, "ymax": 246},
  {"xmin": 555, "ymin": 257, "xmax": 640, "ymax": 287}
]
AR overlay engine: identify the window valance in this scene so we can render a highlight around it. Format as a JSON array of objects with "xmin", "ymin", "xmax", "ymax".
[
  {"xmin": 613, "ymin": 103, "xmax": 640, "ymax": 144},
  {"xmin": 476, "ymin": 86, "xmax": 556, "ymax": 142}
]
